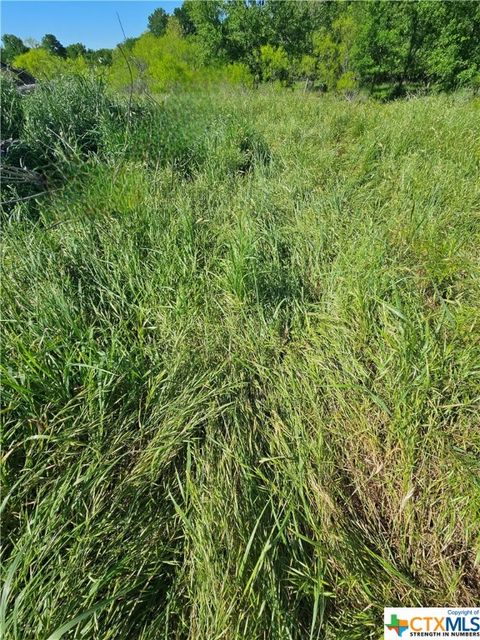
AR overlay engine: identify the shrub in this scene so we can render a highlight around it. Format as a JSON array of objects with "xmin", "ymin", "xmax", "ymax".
[
  {"xmin": 109, "ymin": 32, "xmax": 253, "ymax": 95},
  {"xmin": 109, "ymin": 31, "xmax": 200, "ymax": 94},
  {"xmin": 13, "ymin": 48, "xmax": 89, "ymax": 80},
  {"xmin": 258, "ymin": 45, "xmax": 292, "ymax": 85},
  {"xmin": 336, "ymin": 70, "xmax": 358, "ymax": 96},
  {"xmin": 21, "ymin": 74, "xmax": 118, "ymax": 167},
  {"xmin": 217, "ymin": 63, "xmax": 253, "ymax": 87},
  {"xmin": 102, "ymin": 93, "xmax": 215, "ymax": 174}
]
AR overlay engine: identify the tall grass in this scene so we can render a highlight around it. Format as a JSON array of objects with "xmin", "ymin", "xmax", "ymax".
[{"xmin": 1, "ymin": 84, "xmax": 479, "ymax": 639}]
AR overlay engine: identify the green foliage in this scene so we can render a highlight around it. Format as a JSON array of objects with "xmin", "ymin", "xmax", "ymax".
[
  {"xmin": 312, "ymin": 28, "xmax": 340, "ymax": 91},
  {"xmin": 87, "ymin": 48, "xmax": 113, "ymax": 66},
  {"xmin": 1, "ymin": 34, "xmax": 28, "ymax": 64},
  {"xmin": 109, "ymin": 31, "xmax": 252, "ymax": 93},
  {"xmin": 258, "ymin": 44, "xmax": 291, "ymax": 84},
  {"xmin": 21, "ymin": 75, "xmax": 116, "ymax": 166},
  {"xmin": 184, "ymin": 0, "xmax": 227, "ymax": 63},
  {"xmin": 109, "ymin": 32, "xmax": 193, "ymax": 92},
  {"xmin": 264, "ymin": 0, "xmax": 315, "ymax": 57},
  {"xmin": 173, "ymin": 3, "xmax": 196, "ymax": 36},
  {"xmin": 351, "ymin": 0, "xmax": 480, "ymax": 93},
  {"xmin": 300, "ymin": 12, "xmax": 358, "ymax": 93},
  {"xmin": 147, "ymin": 7, "xmax": 169, "ymax": 37},
  {"xmin": 41, "ymin": 33, "xmax": 66, "ymax": 58},
  {"xmin": 0, "ymin": 74, "xmax": 23, "ymax": 139},
  {"xmin": 13, "ymin": 48, "xmax": 88, "ymax": 80},
  {"xmin": 3, "ymin": 0, "xmax": 480, "ymax": 94},
  {"xmin": 336, "ymin": 70, "xmax": 357, "ymax": 94},
  {"xmin": 2, "ymin": 88, "xmax": 479, "ymax": 639},
  {"xmin": 420, "ymin": 1, "xmax": 480, "ymax": 91},
  {"xmin": 218, "ymin": 62, "xmax": 253, "ymax": 87},
  {"xmin": 65, "ymin": 42, "xmax": 87, "ymax": 59}
]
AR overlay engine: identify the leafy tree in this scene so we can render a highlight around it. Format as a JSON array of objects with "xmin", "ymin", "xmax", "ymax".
[
  {"xmin": 182, "ymin": 0, "xmax": 227, "ymax": 63},
  {"xmin": 13, "ymin": 48, "xmax": 87, "ymax": 79},
  {"xmin": 117, "ymin": 37, "xmax": 138, "ymax": 52},
  {"xmin": 117, "ymin": 0, "xmax": 480, "ymax": 92},
  {"xmin": 66, "ymin": 43, "xmax": 87, "ymax": 59},
  {"xmin": 41, "ymin": 33, "xmax": 66, "ymax": 58},
  {"xmin": 310, "ymin": 28, "xmax": 340, "ymax": 91},
  {"xmin": 173, "ymin": 4, "xmax": 196, "ymax": 36},
  {"xmin": 110, "ymin": 31, "xmax": 197, "ymax": 92},
  {"xmin": 350, "ymin": 3, "xmax": 399, "ymax": 91},
  {"xmin": 222, "ymin": 0, "xmax": 268, "ymax": 71},
  {"xmin": 301, "ymin": 12, "xmax": 358, "ymax": 92},
  {"xmin": 182, "ymin": 0, "xmax": 316, "ymax": 76},
  {"xmin": 349, "ymin": 1, "xmax": 480, "ymax": 94},
  {"xmin": 265, "ymin": 0, "xmax": 315, "ymax": 58},
  {"xmin": 7, "ymin": 0, "xmax": 478, "ymax": 93},
  {"xmin": 1, "ymin": 34, "xmax": 28, "ymax": 65},
  {"xmin": 108, "ymin": 29, "xmax": 251, "ymax": 93},
  {"xmin": 258, "ymin": 44, "xmax": 291, "ymax": 84},
  {"xmin": 87, "ymin": 48, "xmax": 113, "ymax": 66},
  {"xmin": 148, "ymin": 7, "xmax": 169, "ymax": 37},
  {"xmin": 420, "ymin": 1, "xmax": 480, "ymax": 90}
]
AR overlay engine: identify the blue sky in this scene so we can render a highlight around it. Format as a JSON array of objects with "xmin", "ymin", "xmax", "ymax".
[{"xmin": 1, "ymin": 1, "xmax": 183, "ymax": 50}]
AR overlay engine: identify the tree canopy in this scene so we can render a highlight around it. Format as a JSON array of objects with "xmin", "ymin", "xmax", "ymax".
[
  {"xmin": 41, "ymin": 33, "xmax": 67, "ymax": 58},
  {"xmin": 1, "ymin": 34, "xmax": 29, "ymax": 64},
  {"xmin": 5, "ymin": 1, "xmax": 480, "ymax": 95},
  {"xmin": 148, "ymin": 8, "xmax": 169, "ymax": 37}
]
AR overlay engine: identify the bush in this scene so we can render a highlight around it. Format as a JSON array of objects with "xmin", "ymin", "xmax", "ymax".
[
  {"xmin": 109, "ymin": 32, "xmax": 253, "ymax": 95},
  {"xmin": 13, "ymin": 48, "xmax": 89, "ymax": 81},
  {"xmin": 103, "ymin": 93, "xmax": 216, "ymax": 174},
  {"xmin": 258, "ymin": 45, "xmax": 292, "ymax": 85},
  {"xmin": 21, "ymin": 74, "xmax": 119, "ymax": 167},
  {"xmin": 109, "ymin": 31, "xmax": 200, "ymax": 94}
]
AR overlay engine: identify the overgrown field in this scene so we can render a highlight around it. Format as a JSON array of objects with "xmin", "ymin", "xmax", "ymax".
[{"xmin": 1, "ymin": 82, "xmax": 480, "ymax": 639}]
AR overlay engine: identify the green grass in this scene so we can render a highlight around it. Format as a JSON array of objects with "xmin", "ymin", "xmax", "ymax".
[{"xmin": 1, "ymin": 86, "xmax": 480, "ymax": 639}]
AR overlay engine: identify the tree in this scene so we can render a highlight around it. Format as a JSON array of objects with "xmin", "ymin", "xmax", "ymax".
[
  {"xmin": 420, "ymin": 1, "xmax": 480, "ymax": 90},
  {"xmin": 148, "ymin": 8, "xmax": 169, "ymax": 37},
  {"xmin": 265, "ymin": 0, "xmax": 315, "ymax": 58},
  {"xmin": 182, "ymin": 0, "xmax": 227, "ymax": 63},
  {"xmin": 173, "ymin": 4, "xmax": 196, "ymax": 36},
  {"xmin": 87, "ymin": 48, "xmax": 113, "ymax": 66},
  {"xmin": 258, "ymin": 44, "xmax": 291, "ymax": 84},
  {"xmin": 298, "ymin": 10, "xmax": 358, "ymax": 92},
  {"xmin": 117, "ymin": 37, "xmax": 138, "ymax": 52},
  {"xmin": 223, "ymin": 0, "xmax": 268, "ymax": 68},
  {"xmin": 66, "ymin": 43, "xmax": 87, "ymax": 59},
  {"xmin": 12, "ymin": 48, "xmax": 87, "ymax": 80},
  {"xmin": 41, "ymin": 33, "xmax": 66, "ymax": 58},
  {"xmin": 1, "ymin": 34, "xmax": 28, "ymax": 65}
]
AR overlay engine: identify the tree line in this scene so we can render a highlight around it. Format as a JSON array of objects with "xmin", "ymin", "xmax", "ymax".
[
  {"xmin": 2, "ymin": 0, "xmax": 479, "ymax": 96},
  {"xmin": 1, "ymin": 33, "xmax": 112, "ymax": 66}
]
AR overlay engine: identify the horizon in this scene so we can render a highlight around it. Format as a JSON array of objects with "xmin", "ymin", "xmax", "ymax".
[{"xmin": 1, "ymin": 1, "xmax": 183, "ymax": 50}]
